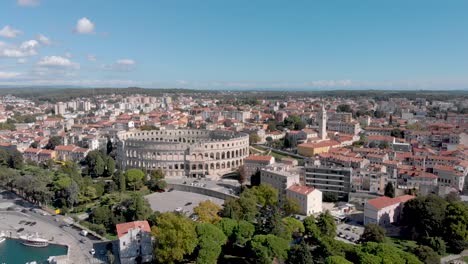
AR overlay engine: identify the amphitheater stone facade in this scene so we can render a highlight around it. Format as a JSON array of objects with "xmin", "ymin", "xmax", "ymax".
[{"xmin": 116, "ymin": 129, "xmax": 250, "ymax": 178}]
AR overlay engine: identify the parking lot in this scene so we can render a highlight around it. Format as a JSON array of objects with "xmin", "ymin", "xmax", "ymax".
[
  {"xmin": 336, "ymin": 223, "xmax": 364, "ymax": 244},
  {"xmin": 145, "ymin": 190, "xmax": 224, "ymax": 216}
]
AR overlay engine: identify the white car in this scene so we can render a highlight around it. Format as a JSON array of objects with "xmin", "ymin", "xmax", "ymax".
[{"xmin": 90, "ymin": 249, "xmax": 95, "ymax": 255}]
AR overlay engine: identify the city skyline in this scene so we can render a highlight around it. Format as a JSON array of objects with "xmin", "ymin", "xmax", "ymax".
[{"xmin": 1, "ymin": 0, "xmax": 468, "ymax": 89}]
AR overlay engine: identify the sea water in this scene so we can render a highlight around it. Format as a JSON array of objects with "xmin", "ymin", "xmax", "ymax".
[{"xmin": 0, "ymin": 239, "xmax": 68, "ymax": 264}]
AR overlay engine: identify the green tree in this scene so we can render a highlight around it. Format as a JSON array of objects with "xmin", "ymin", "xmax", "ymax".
[
  {"xmin": 412, "ymin": 245, "xmax": 440, "ymax": 264},
  {"xmin": 234, "ymin": 220, "xmax": 255, "ymax": 246},
  {"xmin": 152, "ymin": 213, "xmax": 198, "ymax": 264},
  {"xmin": 256, "ymin": 206, "xmax": 289, "ymax": 239},
  {"xmin": 402, "ymin": 195, "xmax": 448, "ymax": 239},
  {"xmin": 317, "ymin": 211, "xmax": 337, "ymax": 237},
  {"xmin": 325, "ymin": 256, "xmax": 352, "ymax": 264},
  {"xmin": 360, "ymin": 224, "xmax": 386, "ymax": 243},
  {"xmin": 445, "ymin": 192, "xmax": 461, "ymax": 203},
  {"xmin": 216, "ymin": 218, "xmax": 238, "ymax": 239},
  {"xmin": 94, "ymin": 155, "xmax": 105, "ymax": 177},
  {"xmin": 195, "ymin": 223, "xmax": 227, "ymax": 264},
  {"xmin": 8, "ymin": 150, "xmax": 23, "ymax": 169},
  {"xmin": 45, "ymin": 136, "xmax": 62, "ymax": 150},
  {"xmin": 125, "ymin": 169, "xmax": 145, "ymax": 191},
  {"xmin": 282, "ymin": 217, "xmax": 305, "ymax": 240},
  {"xmin": 106, "ymin": 137, "xmax": 113, "ymax": 155},
  {"xmin": 384, "ymin": 182, "xmax": 395, "ymax": 198},
  {"xmin": 444, "ymin": 202, "xmax": 468, "ymax": 252},
  {"xmin": 303, "ymin": 215, "xmax": 321, "ymax": 243},
  {"xmin": 337, "ymin": 104, "xmax": 352, "ymax": 113},
  {"xmin": 249, "ymin": 134, "xmax": 261, "ymax": 144},
  {"xmin": 147, "ymin": 169, "xmax": 166, "ymax": 191},
  {"xmin": 286, "ymin": 240, "xmax": 313, "ymax": 264},
  {"xmin": 118, "ymin": 171, "xmax": 126, "ymax": 192},
  {"xmin": 354, "ymin": 242, "xmax": 422, "ymax": 264},
  {"xmin": 283, "ymin": 197, "xmax": 301, "ymax": 216},
  {"xmin": 105, "ymin": 157, "xmax": 115, "ymax": 177},
  {"xmin": 194, "ymin": 200, "xmax": 222, "ymax": 224},
  {"xmin": 222, "ymin": 190, "xmax": 259, "ymax": 221},
  {"xmin": 422, "ymin": 236, "xmax": 446, "ymax": 255},
  {"xmin": 250, "ymin": 234, "xmax": 290, "ymax": 264},
  {"xmin": 252, "ymin": 184, "xmax": 278, "ymax": 207},
  {"xmin": 267, "ymin": 121, "xmax": 277, "ymax": 132},
  {"xmin": 125, "ymin": 193, "xmax": 152, "ymax": 221}
]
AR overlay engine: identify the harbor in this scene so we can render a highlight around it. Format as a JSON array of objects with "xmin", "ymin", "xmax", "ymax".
[
  {"xmin": 0, "ymin": 188, "xmax": 94, "ymax": 264},
  {"xmin": 0, "ymin": 237, "xmax": 67, "ymax": 264}
]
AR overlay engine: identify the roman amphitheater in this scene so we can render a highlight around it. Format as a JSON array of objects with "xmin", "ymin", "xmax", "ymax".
[{"xmin": 116, "ymin": 129, "xmax": 250, "ymax": 178}]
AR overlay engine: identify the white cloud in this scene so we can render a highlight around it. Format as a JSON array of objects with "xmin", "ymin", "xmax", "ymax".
[
  {"xmin": 102, "ymin": 59, "xmax": 137, "ymax": 71},
  {"xmin": 86, "ymin": 54, "xmax": 96, "ymax": 61},
  {"xmin": 20, "ymin": 39, "xmax": 39, "ymax": 50},
  {"xmin": 37, "ymin": 56, "xmax": 79, "ymax": 69},
  {"xmin": 116, "ymin": 59, "xmax": 136, "ymax": 65},
  {"xmin": 17, "ymin": 0, "xmax": 40, "ymax": 6},
  {"xmin": 36, "ymin": 34, "xmax": 51, "ymax": 45},
  {"xmin": 176, "ymin": 80, "xmax": 189, "ymax": 85},
  {"xmin": 17, "ymin": 58, "xmax": 27, "ymax": 64},
  {"xmin": 0, "ymin": 39, "xmax": 40, "ymax": 58},
  {"xmin": 0, "ymin": 25, "xmax": 22, "ymax": 38},
  {"xmin": 75, "ymin": 17, "xmax": 95, "ymax": 34},
  {"xmin": 0, "ymin": 71, "xmax": 21, "ymax": 79},
  {"xmin": 64, "ymin": 52, "xmax": 72, "ymax": 58}
]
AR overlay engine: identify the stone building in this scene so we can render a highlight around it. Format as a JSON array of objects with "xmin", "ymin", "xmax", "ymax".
[{"xmin": 116, "ymin": 129, "xmax": 250, "ymax": 179}]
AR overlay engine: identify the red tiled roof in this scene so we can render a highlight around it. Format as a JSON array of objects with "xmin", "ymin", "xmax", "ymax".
[
  {"xmin": 55, "ymin": 145, "xmax": 77, "ymax": 151},
  {"xmin": 287, "ymin": 184, "xmax": 316, "ymax": 195},
  {"xmin": 116, "ymin": 221, "xmax": 151, "ymax": 238},
  {"xmin": 367, "ymin": 195, "xmax": 415, "ymax": 210},
  {"xmin": 298, "ymin": 140, "xmax": 340, "ymax": 149}
]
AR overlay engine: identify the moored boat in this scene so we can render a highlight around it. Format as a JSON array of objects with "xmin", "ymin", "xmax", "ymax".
[{"xmin": 19, "ymin": 233, "xmax": 49, "ymax": 247}]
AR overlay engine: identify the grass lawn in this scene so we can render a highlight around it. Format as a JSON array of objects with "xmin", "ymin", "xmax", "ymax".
[{"xmin": 105, "ymin": 233, "xmax": 118, "ymax": 241}]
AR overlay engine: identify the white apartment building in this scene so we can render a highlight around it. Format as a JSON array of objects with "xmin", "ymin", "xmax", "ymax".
[
  {"xmin": 327, "ymin": 120, "xmax": 361, "ymax": 135},
  {"xmin": 286, "ymin": 184, "xmax": 322, "ymax": 215}
]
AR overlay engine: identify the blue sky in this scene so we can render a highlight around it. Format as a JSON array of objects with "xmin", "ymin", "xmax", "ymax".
[{"xmin": 0, "ymin": 0, "xmax": 467, "ymax": 89}]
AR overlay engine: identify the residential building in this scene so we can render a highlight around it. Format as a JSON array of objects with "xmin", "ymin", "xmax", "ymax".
[
  {"xmin": 260, "ymin": 164, "xmax": 300, "ymax": 203},
  {"xmin": 286, "ymin": 184, "xmax": 322, "ymax": 215},
  {"xmin": 297, "ymin": 140, "xmax": 340, "ymax": 157},
  {"xmin": 364, "ymin": 195, "xmax": 415, "ymax": 226},
  {"xmin": 304, "ymin": 163, "xmax": 353, "ymax": 200},
  {"xmin": 244, "ymin": 155, "xmax": 275, "ymax": 181},
  {"xmin": 116, "ymin": 221, "xmax": 153, "ymax": 264}
]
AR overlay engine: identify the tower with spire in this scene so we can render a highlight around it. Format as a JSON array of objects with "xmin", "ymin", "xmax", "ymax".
[{"xmin": 318, "ymin": 102, "xmax": 327, "ymax": 140}]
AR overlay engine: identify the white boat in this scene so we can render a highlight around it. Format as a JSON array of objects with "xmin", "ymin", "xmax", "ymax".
[
  {"xmin": 19, "ymin": 233, "xmax": 49, "ymax": 247},
  {"xmin": 0, "ymin": 237, "xmax": 5, "ymax": 243}
]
